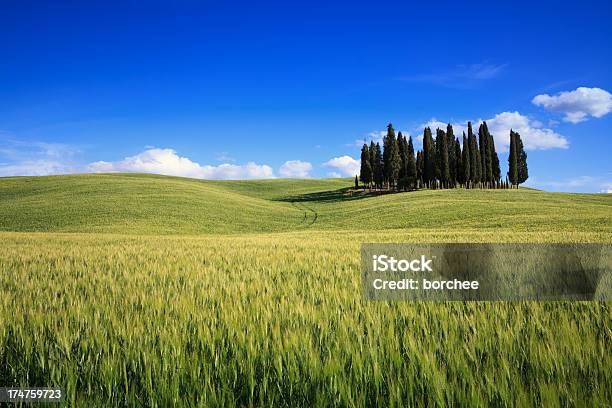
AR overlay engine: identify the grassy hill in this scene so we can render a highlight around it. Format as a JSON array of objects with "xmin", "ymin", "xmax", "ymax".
[
  {"xmin": 1, "ymin": 173, "xmax": 611, "ymax": 406},
  {"xmin": 0, "ymin": 172, "xmax": 610, "ymax": 234}
]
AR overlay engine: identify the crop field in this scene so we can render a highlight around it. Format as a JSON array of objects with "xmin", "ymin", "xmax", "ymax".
[{"xmin": 0, "ymin": 174, "xmax": 611, "ymax": 406}]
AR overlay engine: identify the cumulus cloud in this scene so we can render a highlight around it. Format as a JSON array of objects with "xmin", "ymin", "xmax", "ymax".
[
  {"xmin": 532, "ymin": 87, "xmax": 612, "ymax": 123},
  {"xmin": 88, "ymin": 148, "xmax": 274, "ymax": 180},
  {"xmin": 417, "ymin": 112, "xmax": 567, "ymax": 151},
  {"xmin": 279, "ymin": 160, "xmax": 312, "ymax": 178},
  {"xmin": 323, "ymin": 155, "xmax": 359, "ymax": 177},
  {"xmin": 482, "ymin": 111, "xmax": 568, "ymax": 151}
]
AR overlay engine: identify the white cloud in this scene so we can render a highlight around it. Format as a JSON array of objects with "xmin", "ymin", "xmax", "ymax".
[
  {"xmin": 327, "ymin": 172, "xmax": 342, "ymax": 178},
  {"xmin": 482, "ymin": 111, "xmax": 568, "ymax": 151},
  {"xmin": 0, "ymin": 160, "xmax": 77, "ymax": 177},
  {"xmin": 87, "ymin": 148, "xmax": 274, "ymax": 180},
  {"xmin": 350, "ymin": 129, "xmax": 409, "ymax": 148},
  {"xmin": 323, "ymin": 155, "xmax": 359, "ymax": 177},
  {"xmin": 417, "ymin": 112, "xmax": 567, "ymax": 151},
  {"xmin": 279, "ymin": 160, "xmax": 312, "ymax": 178},
  {"xmin": 532, "ymin": 87, "xmax": 612, "ymax": 123}
]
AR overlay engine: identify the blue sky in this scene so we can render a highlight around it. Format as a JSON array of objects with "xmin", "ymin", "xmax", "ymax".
[{"xmin": 1, "ymin": 1, "xmax": 611, "ymax": 192}]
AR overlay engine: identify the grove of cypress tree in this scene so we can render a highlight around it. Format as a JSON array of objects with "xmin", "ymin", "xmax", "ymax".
[
  {"xmin": 462, "ymin": 132, "xmax": 470, "ymax": 187},
  {"xmin": 359, "ymin": 143, "xmax": 372, "ymax": 188}
]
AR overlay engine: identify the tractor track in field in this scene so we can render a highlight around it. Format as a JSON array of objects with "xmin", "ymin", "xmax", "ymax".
[{"xmin": 290, "ymin": 201, "xmax": 318, "ymax": 227}]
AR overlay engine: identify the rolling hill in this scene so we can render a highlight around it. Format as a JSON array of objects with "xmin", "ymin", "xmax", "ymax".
[{"xmin": 0, "ymin": 172, "xmax": 610, "ymax": 234}]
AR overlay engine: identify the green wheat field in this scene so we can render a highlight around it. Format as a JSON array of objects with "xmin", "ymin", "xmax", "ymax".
[{"xmin": 0, "ymin": 173, "xmax": 611, "ymax": 406}]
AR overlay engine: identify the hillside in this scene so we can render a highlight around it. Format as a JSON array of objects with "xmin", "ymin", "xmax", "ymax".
[{"xmin": 0, "ymin": 173, "xmax": 610, "ymax": 234}]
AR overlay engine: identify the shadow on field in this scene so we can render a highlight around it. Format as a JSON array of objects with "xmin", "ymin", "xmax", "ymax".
[{"xmin": 275, "ymin": 187, "xmax": 394, "ymax": 203}]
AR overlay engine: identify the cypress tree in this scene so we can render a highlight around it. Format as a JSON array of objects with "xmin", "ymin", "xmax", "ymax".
[
  {"xmin": 478, "ymin": 123, "xmax": 488, "ymax": 183},
  {"xmin": 489, "ymin": 133, "xmax": 501, "ymax": 183},
  {"xmin": 455, "ymin": 137, "xmax": 462, "ymax": 185},
  {"xmin": 467, "ymin": 122, "xmax": 481, "ymax": 185},
  {"xmin": 508, "ymin": 130, "xmax": 518, "ymax": 187},
  {"xmin": 447, "ymin": 124, "xmax": 456, "ymax": 186},
  {"xmin": 422, "ymin": 127, "xmax": 436, "ymax": 186},
  {"xmin": 373, "ymin": 142, "xmax": 384, "ymax": 189},
  {"xmin": 462, "ymin": 132, "xmax": 470, "ymax": 187},
  {"xmin": 436, "ymin": 128, "xmax": 450, "ymax": 186},
  {"xmin": 517, "ymin": 132, "xmax": 529, "ymax": 185},
  {"xmin": 359, "ymin": 143, "xmax": 372, "ymax": 188},
  {"xmin": 397, "ymin": 132, "xmax": 407, "ymax": 180},
  {"xmin": 416, "ymin": 150, "xmax": 424, "ymax": 187},
  {"xmin": 383, "ymin": 123, "xmax": 395, "ymax": 187},
  {"xmin": 355, "ymin": 175, "xmax": 359, "ymax": 189},
  {"xmin": 406, "ymin": 135, "xmax": 417, "ymax": 189}
]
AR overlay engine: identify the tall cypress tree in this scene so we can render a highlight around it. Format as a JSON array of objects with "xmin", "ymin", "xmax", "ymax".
[
  {"xmin": 373, "ymin": 142, "xmax": 384, "ymax": 189},
  {"xmin": 383, "ymin": 123, "xmax": 396, "ymax": 187},
  {"xmin": 416, "ymin": 150, "xmax": 424, "ymax": 187},
  {"xmin": 359, "ymin": 143, "xmax": 372, "ymax": 188},
  {"xmin": 478, "ymin": 123, "xmax": 487, "ymax": 183},
  {"xmin": 467, "ymin": 122, "xmax": 481, "ymax": 184},
  {"xmin": 436, "ymin": 128, "xmax": 450, "ymax": 186},
  {"xmin": 462, "ymin": 132, "xmax": 471, "ymax": 187},
  {"xmin": 455, "ymin": 137, "xmax": 462, "ymax": 185},
  {"xmin": 446, "ymin": 124, "xmax": 456, "ymax": 186},
  {"xmin": 422, "ymin": 127, "xmax": 436, "ymax": 186},
  {"xmin": 397, "ymin": 131, "xmax": 407, "ymax": 180},
  {"xmin": 489, "ymin": 133, "xmax": 501, "ymax": 183},
  {"xmin": 508, "ymin": 130, "xmax": 518, "ymax": 187},
  {"xmin": 406, "ymin": 135, "xmax": 417, "ymax": 188},
  {"xmin": 517, "ymin": 132, "xmax": 528, "ymax": 185}
]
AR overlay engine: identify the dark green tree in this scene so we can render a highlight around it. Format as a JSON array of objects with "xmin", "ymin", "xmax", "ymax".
[
  {"xmin": 401, "ymin": 135, "xmax": 417, "ymax": 190},
  {"xmin": 478, "ymin": 123, "xmax": 489, "ymax": 183},
  {"xmin": 416, "ymin": 150, "xmax": 424, "ymax": 187},
  {"xmin": 354, "ymin": 175, "xmax": 359, "ymax": 188},
  {"xmin": 373, "ymin": 142, "xmax": 384, "ymax": 189},
  {"xmin": 517, "ymin": 132, "xmax": 528, "ymax": 185},
  {"xmin": 489, "ymin": 133, "xmax": 501, "ymax": 182},
  {"xmin": 462, "ymin": 132, "xmax": 471, "ymax": 187},
  {"xmin": 359, "ymin": 143, "xmax": 372, "ymax": 188},
  {"xmin": 467, "ymin": 122, "xmax": 481, "ymax": 185},
  {"xmin": 422, "ymin": 127, "xmax": 436, "ymax": 186},
  {"xmin": 436, "ymin": 128, "xmax": 450, "ymax": 186},
  {"xmin": 382, "ymin": 123, "xmax": 396, "ymax": 187},
  {"xmin": 508, "ymin": 130, "xmax": 518, "ymax": 187},
  {"xmin": 446, "ymin": 124, "xmax": 456, "ymax": 186},
  {"xmin": 455, "ymin": 137, "xmax": 462, "ymax": 185},
  {"xmin": 397, "ymin": 132, "xmax": 407, "ymax": 180}
]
